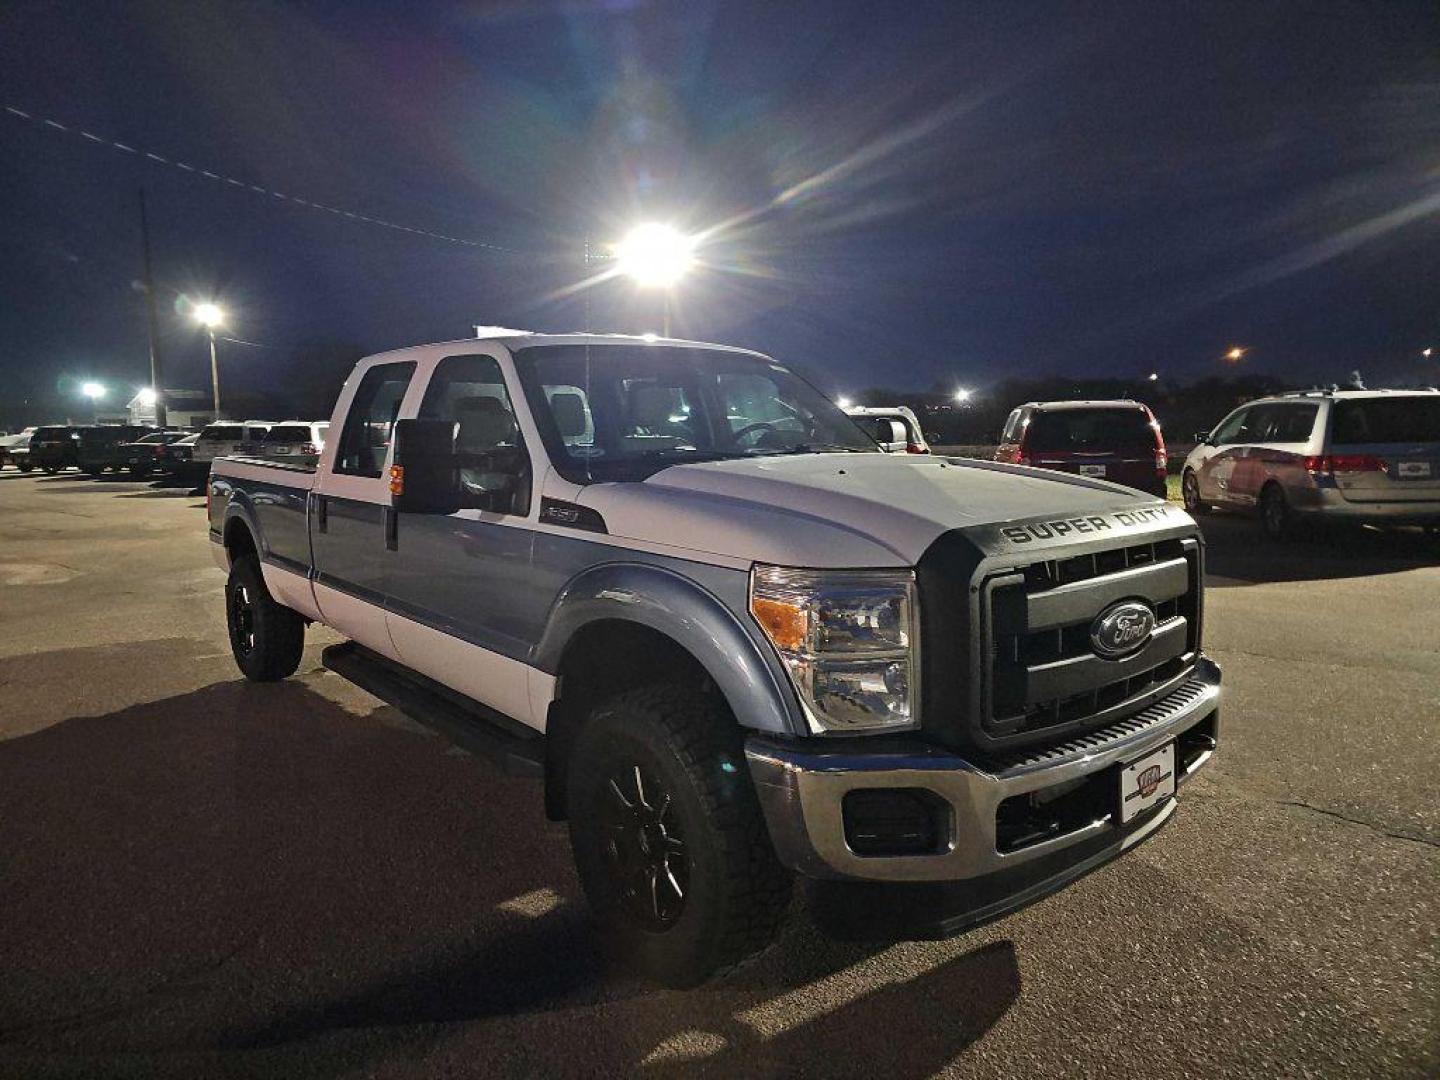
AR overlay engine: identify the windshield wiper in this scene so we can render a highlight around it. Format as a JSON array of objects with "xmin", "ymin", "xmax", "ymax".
[{"xmin": 752, "ymin": 443, "xmax": 871, "ymax": 455}]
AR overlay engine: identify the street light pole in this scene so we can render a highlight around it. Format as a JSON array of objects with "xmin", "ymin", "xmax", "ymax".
[
  {"xmin": 193, "ymin": 302, "xmax": 226, "ymax": 421},
  {"xmin": 208, "ymin": 327, "xmax": 221, "ymax": 419}
]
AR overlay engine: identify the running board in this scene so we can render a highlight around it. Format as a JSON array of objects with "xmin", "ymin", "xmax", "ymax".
[{"xmin": 321, "ymin": 642, "xmax": 544, "ymax": 778}]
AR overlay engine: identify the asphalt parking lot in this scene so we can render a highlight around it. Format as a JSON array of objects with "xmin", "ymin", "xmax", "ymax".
[{"xmin": 0, "ymin": 469, "xmax": 1435, "ymax": 1079}]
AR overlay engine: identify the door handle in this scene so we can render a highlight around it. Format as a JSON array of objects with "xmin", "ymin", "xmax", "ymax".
[
  {"xmin": 314, "ymin": 493, "xmax": 328, "ymax": 533},
  {"xmin": 385, "ymin": 506, "xmax": 398, "ymax": 551}
]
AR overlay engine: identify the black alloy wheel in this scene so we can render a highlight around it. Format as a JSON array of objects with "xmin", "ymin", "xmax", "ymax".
[
  {"xmin": 229, "ymin": 579, "xmax": 259, "ymax": 660},
  {"xmin": 599, "ymin": 763, "xmax": 689, "ymax": 929}
]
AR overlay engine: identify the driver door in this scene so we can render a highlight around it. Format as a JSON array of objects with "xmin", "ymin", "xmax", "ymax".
[{"xmin": 1197, "ymin": 405, "xmax": 1254, "ymax": 505}]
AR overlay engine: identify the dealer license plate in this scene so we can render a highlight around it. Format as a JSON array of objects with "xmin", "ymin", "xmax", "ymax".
[
  {"xmin": 1396, "ymin": 461, "xmax": 1432, "ymax": 480},
  {"xmin": 1078, "ymin": 464, "xmax": 1107, "ymax": 477},
  {"xmin": 1119, "ymin": 741, "xmax": 1175, "ymax": 824}
]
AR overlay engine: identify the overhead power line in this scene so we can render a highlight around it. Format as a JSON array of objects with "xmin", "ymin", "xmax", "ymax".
[{"xmin": 3, "ymin": 103, "xmax": 516, "ymax": 252}]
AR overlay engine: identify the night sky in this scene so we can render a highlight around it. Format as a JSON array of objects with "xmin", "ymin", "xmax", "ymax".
[{"xmin": 1, "ymin": 0, "xmax": 1436, "ymax": 423}]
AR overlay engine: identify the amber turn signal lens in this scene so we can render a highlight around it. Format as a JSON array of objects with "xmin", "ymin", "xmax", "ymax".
[
  {"xmin": 751, "ymin": 596, "xmax": 807, "ymax": 652},
  {"xmin": 388, "ymin": 464, "xmax": 404, "ymax": 496}
]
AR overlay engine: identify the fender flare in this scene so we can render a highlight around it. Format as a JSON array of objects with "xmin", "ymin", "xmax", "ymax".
[{"xmin": 531, "ymin": 561, "xmax": 803, "ymax": 736}]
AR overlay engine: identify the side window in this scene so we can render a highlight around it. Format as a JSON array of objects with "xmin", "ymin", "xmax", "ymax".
[
  {"xmin": 419, "ymin": 354, "xmax": 530, "ymax": 515},
  {"xmin": 1211, "ymin": 407, "xmax": 1253, "ymax": 446},
  {"xmin": 334, "ymin": 361, "xmax": 416, "ymax": 477},
  {"xmin": 1265, "ymin": 404, "xmax": 1318, "ymax": 443}
]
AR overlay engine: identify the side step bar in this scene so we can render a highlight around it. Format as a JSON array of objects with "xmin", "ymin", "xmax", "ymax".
[{"xmin": 321, "ymin": 641, "xmax": 544, "ymax": 778}]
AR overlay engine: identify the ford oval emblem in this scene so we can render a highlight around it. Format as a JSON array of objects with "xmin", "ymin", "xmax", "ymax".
[{"xmin": 1090, "ymin": 600, "xmax": 1155, "ymax": 659}]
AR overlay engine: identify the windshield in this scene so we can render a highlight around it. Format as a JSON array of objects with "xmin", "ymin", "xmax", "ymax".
[
  {"xmin": 1331, "ymin": 397, "xmax": 1440, "ymax": 445},
  {"xmin": 514, "ymin": 344, "xmax": 876, "ymax": 482},
  {"xmin": 1027, "ymin": 408, "xmax": 1158, "ymax": 453}
]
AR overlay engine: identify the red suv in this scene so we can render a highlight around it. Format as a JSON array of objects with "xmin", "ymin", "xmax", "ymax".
[{"xmin": 994, "ymin": 400, "xmax": 1168, "ymax": 497}]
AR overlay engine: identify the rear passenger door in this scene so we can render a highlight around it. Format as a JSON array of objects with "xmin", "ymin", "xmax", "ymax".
[{"xmin": 311, "ymin": 359, "xmax": 417, "ymax": 658}]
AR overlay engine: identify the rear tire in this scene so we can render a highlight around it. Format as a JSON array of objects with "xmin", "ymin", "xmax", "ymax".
[
  {"xmin": 567, "ymin": 684, "xmax": 792, "ymax": 987},
  {"xmin": 130, "ymin": 465, "xmax": 152, "ymax": 478},
  {"xmin": 19, "ymin": 461, "xmax": 33, "ymax": 473},
  {"xmin": 84, "ymin": 467, "xmax": 103, "ymax": 477},
  {"xmin": 1181, "ymin": 470, "xmax": 1209, "ymax": 514},
  {"xmin": 1260, "ymin": 482, "xmax": 1292, "ymax": 540},
  {"xmin": 42, "ymin": 466, "xmax": 58, "ymax": 475},
  {"xmin": 225, "ymin": 554, "xmax": 305, "ymax": 681}
]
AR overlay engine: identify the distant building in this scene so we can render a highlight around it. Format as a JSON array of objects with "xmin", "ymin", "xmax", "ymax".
[{"xmin": 127, "ymin": 389, "xmax": 214, "ymax": 429}]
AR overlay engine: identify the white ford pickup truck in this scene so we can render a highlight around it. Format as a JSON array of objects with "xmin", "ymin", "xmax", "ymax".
[{"xmin": 209, "ymin": 331, "xmax": 1220, "ymax": 985}]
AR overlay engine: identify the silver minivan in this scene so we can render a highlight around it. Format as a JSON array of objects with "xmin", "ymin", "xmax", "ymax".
[{"xmin": 1182, "ymin": 389, "xmax": 1440, "ymax": 538}]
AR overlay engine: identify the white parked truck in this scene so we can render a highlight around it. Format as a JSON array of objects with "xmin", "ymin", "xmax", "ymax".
[{"xmin": 208, "ymin": 331, "xmax": 1220, "ymax": 985}]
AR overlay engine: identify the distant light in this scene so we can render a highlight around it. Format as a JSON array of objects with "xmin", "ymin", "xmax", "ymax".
[
  {"xmin": 1148, "ymin": 372, "xmax": 1160, "ymax": 382},
  {"xmin": 954, "ymin": 388, "xmax": 972, "ymax": 403},
  {"xmin": 615, "ymin": 224, "xmax": 695, "ymax": 289},
  {"xmin": 641, "ymin": 332, "xmax": 659, "ymax": 343},
  {"xmin": 81, "ymin": 382, "xmax": 106, "ymax": 400},
  {"xmin": 136, "ymin": 388, "xmax": 158, "ymax": 406},
  {"xmin": 1424, "ymin": 347, "xmax": 1434, "ymax": 359},
  {"xmin": 836, "ymin": 396, "xmax": 853, "ymax": 410},
  {"xmin": 1226, "ymin": 347, "xmax": 1245, "ymax": 362},
  {"xmin": 193, "ymin": 302, "xmax": 225, "ymax": 329}
]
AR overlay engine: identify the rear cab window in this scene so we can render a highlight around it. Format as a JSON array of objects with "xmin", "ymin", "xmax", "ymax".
[
  {"xmin": 334, "ymin": 362, "xmax": 416, "ymax": 477},
  {"xmin": 201, "ymin": 425, "xmax": 243, "ymax": 441}
]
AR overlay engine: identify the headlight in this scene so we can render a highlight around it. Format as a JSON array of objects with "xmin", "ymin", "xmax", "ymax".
[{"xmin": 749, "ymin": 565, "xmax": 919, "ymax": 734}]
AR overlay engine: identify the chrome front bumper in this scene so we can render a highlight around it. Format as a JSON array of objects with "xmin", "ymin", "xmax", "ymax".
[{"xmin": 746, "ymin": 656, "xmax": 1220, "ymax": 883}]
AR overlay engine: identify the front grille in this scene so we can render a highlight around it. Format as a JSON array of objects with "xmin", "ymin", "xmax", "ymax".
[{"xmin": 980, "ymin": 536, "xmax": 1201, "ymax": 747}]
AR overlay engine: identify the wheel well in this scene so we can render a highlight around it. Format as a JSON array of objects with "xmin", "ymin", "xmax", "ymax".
[
  {"xmin": 543, "ymin": 619, "xmax": 719, "ymax": 821},
  {"xmin": 223, "ymin": 517, "xmax": 258, "ymax": 568}
]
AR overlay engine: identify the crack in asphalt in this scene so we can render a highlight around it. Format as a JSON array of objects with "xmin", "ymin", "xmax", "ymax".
[{"xmin": 1279, "ymin": 800, "xmax": 1440, "ymax": 850}]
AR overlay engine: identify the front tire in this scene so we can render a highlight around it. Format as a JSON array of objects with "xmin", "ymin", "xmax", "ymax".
[
  {"xmin": 1181, "ymin": 470, "xmax": 1209, "ymax": 514},
  {"xmin": 225, "ymin": 554, "xmax": 305, "ymax": 681},
  {"xmin": 19, "ymin": 461, "xmax": 33, "ymax": 473},
  {"xmin": 567, "ymin": 684, "xmax": 792, "ymax": 987}
]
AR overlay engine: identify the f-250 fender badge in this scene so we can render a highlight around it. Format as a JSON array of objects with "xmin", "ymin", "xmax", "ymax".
[{"xmin": 999, "ymin": 504, "xmax": 1177, "ymax": 544}]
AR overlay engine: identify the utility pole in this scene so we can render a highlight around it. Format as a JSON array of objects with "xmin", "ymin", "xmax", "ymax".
[{"xmin": 138, "ymin": 188, "xmax": 167, "ymax": 427}]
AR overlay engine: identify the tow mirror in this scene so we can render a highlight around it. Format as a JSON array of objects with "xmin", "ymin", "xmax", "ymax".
[
  {"xmin": 1193, "ymin": 430, "xmax": 1212, "ymax": 445},
  {"xmin": 391, "ymin": 418, "xmax": 461, "ymax": 514}
]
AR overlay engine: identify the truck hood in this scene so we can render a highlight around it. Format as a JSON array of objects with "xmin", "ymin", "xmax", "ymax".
[{"xmin": 577, "ymin": 453, "xmax": 1171, "ymax": 567}]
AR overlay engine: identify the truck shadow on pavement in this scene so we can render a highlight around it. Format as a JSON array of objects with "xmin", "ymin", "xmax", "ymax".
[
  {"xmin": 1198, "ymin": 513, "xmax": 1436, "ymax": 586},
  {"xmin": 0, "ymin": 678, "xmax": 1020, "ymax": 1078}
]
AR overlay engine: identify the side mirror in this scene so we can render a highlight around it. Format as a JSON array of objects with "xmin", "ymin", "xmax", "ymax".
[
  {"xmin": 391, "ymin": 418, "xmax": 461, "ymax": 514},
  {"xmin": 1193, "ymin": 431, "xmax": 1212, "ymax": 445}
]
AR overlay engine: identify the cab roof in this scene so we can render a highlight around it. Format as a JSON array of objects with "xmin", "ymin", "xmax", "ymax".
[{"xmin": 363, "ymin": 332, "xmax": 770, "ymax": 363}]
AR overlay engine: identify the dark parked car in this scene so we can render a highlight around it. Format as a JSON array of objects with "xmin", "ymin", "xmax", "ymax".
[
  {"xmin": 76, "ymin": 425, "xmax": 160, "ymax": 476},
  {"xmin": 29, "ymin": 425, "xmax": 83, "ymax": 473},
  {"xmin": 994, "ymin": 400, "xmax": 1169, "ymax": 498},
  {"xmin": 155, "ymin": 432, "xmax": 202, "ymax": 482},
  {"xmin": 117, "ymin": 430, "xmax": 192, "ymax": 477}
]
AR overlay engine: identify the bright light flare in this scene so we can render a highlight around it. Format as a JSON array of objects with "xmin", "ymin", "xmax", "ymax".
[
  {"xmin": 954, "ymin": 388, "xmax": 972, "ymax": 403},
  {"xmin": 1225, "ymin": 347, "xmax": 1245, "ymax": 362},
  {"xmin": 614, "ymin": 224, "xmax": 695, "ymax": 289},
  {"xmin": 836, "ymin": 396, "xmax": 853, "ymax": 410},
  {"xmin": 81, "ymin": 382, "xmax": 106, "ymax": 400},
  {"xmin": 1148, "ymin": 372, "xmax": 1160, "ymax": 382},
  {"xmin": 136, "ymin": 388, "xmax": 158, "ymax": 406},
  {"xmin": 1424, "ymin": 347, "xmax": 1434, "ymax": 359},
  {"xmin": 193, "ymin": 302, "xmax": 225, "ymax": 329}
]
